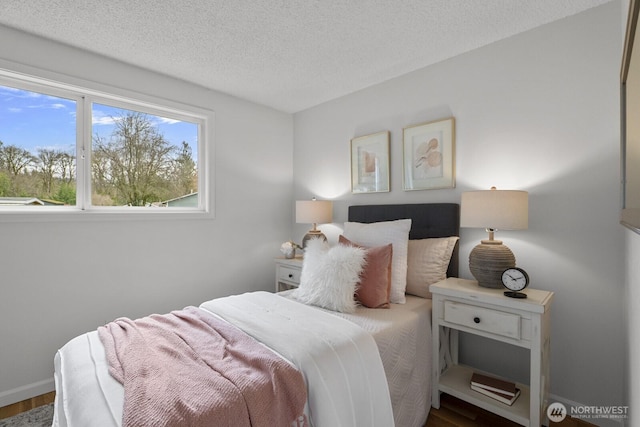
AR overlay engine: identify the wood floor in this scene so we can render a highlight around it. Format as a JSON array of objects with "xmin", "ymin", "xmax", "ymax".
[
  {"xmin": 0, "ymin": 391, "xmax": 55, "ymax": 420},
  {"xmin": 426, "ymin": 394, "xmax": 596, "ymax": 427},
  {"xmin": 0, "ymin": 391, "xmax": 595, "ymax": 426}
]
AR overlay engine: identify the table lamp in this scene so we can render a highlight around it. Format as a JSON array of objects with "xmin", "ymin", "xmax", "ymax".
[
  {"xmin": 460, "ymin": 187, "xmax": 528, "ymax": 288},
  {"xmin": 296, "ymin": 198, "xmax": 333, "ymax": 248}
]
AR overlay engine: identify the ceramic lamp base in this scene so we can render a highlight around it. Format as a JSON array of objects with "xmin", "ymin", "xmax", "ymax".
[
  {"xmin": 469, "ymin": 239, "xmax": 516, "ymax": 288},
  {"xmin": 302, "ymin": 230, "xmax": 327, "ymax": 248}
]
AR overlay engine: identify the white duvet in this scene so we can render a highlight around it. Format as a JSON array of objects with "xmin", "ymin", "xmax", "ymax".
[
  {"xmin": 53, "ymin": 292, "xmax": 395, "ymax": 427},
  {"xmin": 201, "ymin": 292, "xmax": 394, "ymax": 427}
]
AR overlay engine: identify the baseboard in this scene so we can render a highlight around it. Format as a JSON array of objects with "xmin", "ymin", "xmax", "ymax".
[
  {"xmin": 549, "ymin": 393, "xmax": 626, "ymax": 427},
  {"xmin": 0, "ymin": 378, "xmax": 55, "ymax": 408}
]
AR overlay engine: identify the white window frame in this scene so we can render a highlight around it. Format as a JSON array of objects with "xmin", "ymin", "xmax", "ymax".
[{"xmin": 0, "ymin": 67, "xmax": 213, "ymax": 222}]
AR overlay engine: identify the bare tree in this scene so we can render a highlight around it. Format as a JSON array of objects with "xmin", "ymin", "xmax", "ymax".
[
  {"xmin": 172, "ymin": 141, "xmax": 197, "ymax": 195},
  {"xmin": 58, "ymin": 151, "xmax": 76, "ymax": 184},
  {"xmin": 92, "ymin": 112, "xmax": 175, "ymax": 206},
  {"xmin": 0, "ymin": 144, "xmax": 35, "ymax": 176},
  {"xmin": 91, "ymin": 136, "xmax": 112, "ymax": 198},
  {"xmin": 37, "ymin": 149, "xmax": 63, "ymax": 195}
]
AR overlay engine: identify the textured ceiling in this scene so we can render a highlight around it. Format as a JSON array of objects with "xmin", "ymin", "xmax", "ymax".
[{"xmin": 0, "ymin": 0, "xmax": 612, "ymax": 113}]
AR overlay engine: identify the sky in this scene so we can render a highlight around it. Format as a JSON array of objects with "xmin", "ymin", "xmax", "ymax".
[{"xmin": 0, "ymin": 84, "xmax": 198, "ymax": 159}]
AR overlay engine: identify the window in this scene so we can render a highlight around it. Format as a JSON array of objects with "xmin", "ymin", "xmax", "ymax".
[
  {"xmin": 91, "ymin": 103, "xmax": 199, "ymax": 207},
  {"xmin": 0, "ymin": 71, "xmax": 210, "ymax": 219}
]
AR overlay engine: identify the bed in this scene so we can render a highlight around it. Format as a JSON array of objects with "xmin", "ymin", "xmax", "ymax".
[{"xmin": 53, "ymin": 203, "xmax": 459, "ymax": 427}]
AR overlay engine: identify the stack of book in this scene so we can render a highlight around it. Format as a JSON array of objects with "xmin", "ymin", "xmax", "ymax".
[{"xmin": 470, "ymin": 372, "xmax": 521, "ymax": 406}]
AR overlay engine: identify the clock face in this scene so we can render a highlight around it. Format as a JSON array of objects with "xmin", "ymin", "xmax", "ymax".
[{"xmin": 501, "ymin": 267, "xmax": 530, "ymax": 291}]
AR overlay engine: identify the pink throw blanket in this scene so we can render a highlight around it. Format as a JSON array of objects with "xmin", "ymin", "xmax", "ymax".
[{"xmin": 98, "ymin": 306, "xmax": 308, "ymax": 427}]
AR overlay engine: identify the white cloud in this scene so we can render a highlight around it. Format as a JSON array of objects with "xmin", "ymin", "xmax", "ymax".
[
  {"xmin": 93, "ymin": 116, "xmax": 118, "ymax": 125},
  {"xmin": 158, "ymin": 117, "xmax": 180, "ymax": 125},
  {"xmin": 92, "ymin": 109, "xmax": 121, "ymax": 125},
  {"xmin": 26, "ymin": 102, "xmax": 72, "ymax": 110},
  {"xmin": 34, "ymin": 143, "xmax": 75, "ymax": 152}
]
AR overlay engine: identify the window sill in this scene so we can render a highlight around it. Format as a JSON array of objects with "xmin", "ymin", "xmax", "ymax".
[{"xmin": 0, "ymin": 207, "xmax": 214, "ymax": 222}]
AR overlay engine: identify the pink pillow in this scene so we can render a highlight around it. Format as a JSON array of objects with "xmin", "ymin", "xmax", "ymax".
[{"xmin": 339, "ymin": 235, "xmax": 393, "ymax": 309}]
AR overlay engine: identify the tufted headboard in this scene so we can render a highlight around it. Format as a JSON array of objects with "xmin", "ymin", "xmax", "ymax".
[{"xmin": 348, "ymin": 203, "xmax": 460, "ymax": 278}]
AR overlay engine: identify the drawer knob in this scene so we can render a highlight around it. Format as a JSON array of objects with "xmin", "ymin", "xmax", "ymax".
[
  {"xmin": 473, "ymin": 317, "xmax": 481, "ymax": 324},
  {"xmin": 288, "ymin": 274, "xmax": 294, "ymax": 278}
]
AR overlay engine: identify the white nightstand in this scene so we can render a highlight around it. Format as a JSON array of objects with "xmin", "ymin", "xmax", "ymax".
[
  {"xmin": 274, "ymin": 257, "xmax": 303, "ymax": 292},
  {"xmin": 430, "ymin": 277, "xmax": 553, "ymax": 427}
]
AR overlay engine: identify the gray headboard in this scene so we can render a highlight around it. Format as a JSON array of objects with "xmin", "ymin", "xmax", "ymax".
[{"xmin": 348, "ymin": 203, "xmax": 460, "ymax": 278}]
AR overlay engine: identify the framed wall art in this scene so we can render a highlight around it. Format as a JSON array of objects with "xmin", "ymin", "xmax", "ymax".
[
  {"xmin": 350, "ymin": 131, "xmax": 390, "ymax": 193},
  {"xmin": 403, "ymin": 117, "xmax": 455, "ymax": 191},
  {"xmin": 621, "ymin": 0, "xmax": 640, "ymax": 234}
]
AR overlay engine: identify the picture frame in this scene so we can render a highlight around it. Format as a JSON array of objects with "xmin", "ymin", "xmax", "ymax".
[
  {"xmin": 621, "ymin": 0, "xmax": 640, "ymax": 234},
  {"xmin": 350, "ymin": 131, "xmax": 390, "ymax": 193},
  {"xmin": 402, "ymin": 117, "xmax": 455, "ymax": 191}
]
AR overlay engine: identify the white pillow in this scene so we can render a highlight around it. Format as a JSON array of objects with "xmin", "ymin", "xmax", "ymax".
[
  {"xmin": 343, "ymin": 219, "xmax": 411, "ymax": 304},
  {"xmin": 406, "ymin": 237, "xmax": 459, "ymax": 298},
  {"xmin": 293, "ymin": 238, "xmax": 366, "ymax": 313}
]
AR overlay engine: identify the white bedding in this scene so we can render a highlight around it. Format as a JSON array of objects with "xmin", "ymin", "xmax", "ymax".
[
  {"xmin": 53, "ymin": 292, "xmax": 431, "ymax": 427},
  {"xmin": 201, "ymin": 292, "xmax": 394, "ymax": 427},
  {"xmin": 293, "ymin": 293, "xmax": 433, "ymax": 427}
]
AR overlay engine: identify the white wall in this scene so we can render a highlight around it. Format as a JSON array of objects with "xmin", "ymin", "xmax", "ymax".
[
  {"xmin": 294, "ymin": 1, "xmax": 625, "ymax": 417},
  {"xmin": 0, "ymin": 25, "xmax": 294, "ymax": 405},
  {"xmin": 620, "ymin": 2, "xmax": 637, "ymax": 425},
  {"xmin": 626, "ymin": 229, "xmax": 640, "ymax": 426}
]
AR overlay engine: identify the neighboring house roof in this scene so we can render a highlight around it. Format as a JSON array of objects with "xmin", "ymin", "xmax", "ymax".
[
  {"xmin": 154, "ymin": 192, "xmax": 198, "ymax": 208},
  {"xmin": 0, "ymin": 197, "xmax": 65, "ymax": 206},
  {"xmin": 0, "ymin": 197, "xmax": 45, "ymax": 206},
  {"xmin": 40, "ymin": 199, "xmax": 65, "ymax": 206}
]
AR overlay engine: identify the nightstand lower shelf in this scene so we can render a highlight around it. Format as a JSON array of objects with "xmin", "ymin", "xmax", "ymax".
[{"xmin": 439, "ymin": 364, "xmax": 530, "ymax": 426}]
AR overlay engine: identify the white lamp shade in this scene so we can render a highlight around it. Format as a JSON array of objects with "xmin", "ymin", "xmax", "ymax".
[
  {"xmin": 296, "ymin": 200, "xmax": 333, "ymax": 224},
  {"xmin": 461, "ymin": 189, "xmax": 528, "ymax": 230}
]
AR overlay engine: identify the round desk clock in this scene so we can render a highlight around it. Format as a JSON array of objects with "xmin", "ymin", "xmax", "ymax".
[{"xmin": 501, "ymin": 267, "xmax": 530, "ymax": 299}]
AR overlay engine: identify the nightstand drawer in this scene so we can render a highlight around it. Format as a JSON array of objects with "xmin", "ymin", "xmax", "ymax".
[
  {"xmin": 444, "ymin": 301, "xmax": 521, "ymax": 339},
  {"xmin": 278, "ymin": 266, "xmax": 301, "ymax": 284}
]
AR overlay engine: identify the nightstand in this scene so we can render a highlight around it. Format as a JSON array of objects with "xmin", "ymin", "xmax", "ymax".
[
  {"xmin": 274, "ymin": 257, "xmax": 303, "ymax": 292},
  {"xmin": 430, "ymin": 277, "xmax": 553, "ymax": 427}
]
